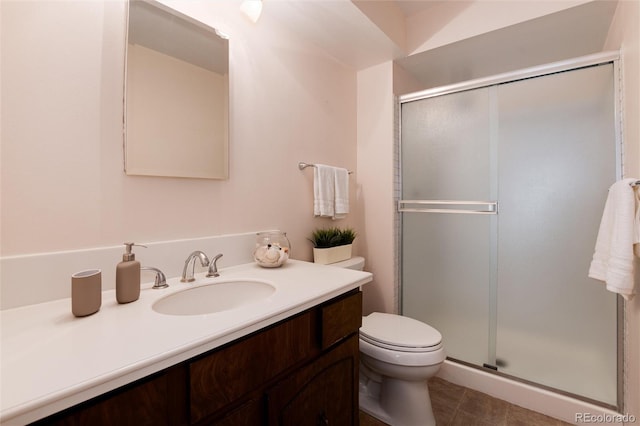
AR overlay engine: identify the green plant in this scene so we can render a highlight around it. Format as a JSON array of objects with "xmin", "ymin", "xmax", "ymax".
[{"xmin": 309, "ymin": 227, "xmax": 357, "ymax": 248}]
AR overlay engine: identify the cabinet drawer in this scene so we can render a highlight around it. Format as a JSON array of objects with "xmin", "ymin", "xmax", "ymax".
[
  {"xmin": 320, "ymin": 290, "xmax": 362, "ymax": 349},
  {"xmin": 190, "ymin": 312, "xmax": 315, "ymax": 424}
]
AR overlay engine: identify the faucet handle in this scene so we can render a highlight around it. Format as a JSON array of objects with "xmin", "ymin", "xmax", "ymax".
[
  {"xmin": 207, "ymin": 253, "xmax": 223, "ymax": 278},
  {"xmin": 141, "ymin": 266, "xmax": 168, "ymax": 289}
]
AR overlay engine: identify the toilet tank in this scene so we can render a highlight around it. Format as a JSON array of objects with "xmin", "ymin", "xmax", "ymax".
[{"xmin": 330, "ymin": 256, "xmax": 365, "ymax": 271}]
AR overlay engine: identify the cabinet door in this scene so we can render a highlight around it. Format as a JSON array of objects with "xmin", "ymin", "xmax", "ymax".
[
  {"xmin": 190, "ymin": 312, "xmax": 315, "ymax": 424},
  {"xmin": 267, "ymin": 335, "xmax": 359, "ymax": 426}
]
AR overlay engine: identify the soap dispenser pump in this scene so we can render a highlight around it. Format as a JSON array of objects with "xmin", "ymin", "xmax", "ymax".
[{"xmin": 116, "ymin": 242, "xmax": 146, "ymax": 304}]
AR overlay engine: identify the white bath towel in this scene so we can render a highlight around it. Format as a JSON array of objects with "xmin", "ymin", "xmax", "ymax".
[
  {"xmin": 588, "ymin": 178, "xmax": 639, "ymax": 300},
  {"xmin": 333, "ymin": 167, "xmax": 350, "ymax": 219},
  {"xmin": 314, "ymin": 164, "xmax": 335, "ymax": 218}
]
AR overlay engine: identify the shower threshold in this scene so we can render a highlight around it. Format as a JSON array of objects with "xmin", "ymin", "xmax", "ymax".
[{"xmin": 444, "ymin": 357, "xmax": 618, "ymax": 413}]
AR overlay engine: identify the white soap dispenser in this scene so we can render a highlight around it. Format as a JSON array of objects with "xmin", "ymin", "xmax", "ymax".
[{"xmin": 116, "ymin": 242, "xmax": 145, "ymax": 304}]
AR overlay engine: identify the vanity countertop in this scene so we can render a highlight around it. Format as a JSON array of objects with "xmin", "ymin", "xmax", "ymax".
[{"xmin": 0, "ymin": 260, "xmax": 372, "ymax": 425}]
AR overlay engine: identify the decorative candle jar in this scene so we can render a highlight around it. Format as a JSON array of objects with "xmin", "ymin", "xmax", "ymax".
[{"xmin": 253, "ymin": 231, "xmax": 291, "ymax": 268}]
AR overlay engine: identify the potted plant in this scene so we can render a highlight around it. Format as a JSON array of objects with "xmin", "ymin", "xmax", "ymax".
[{"xmin": 309, "ymin": 227, "xmax": 357, "ymax": 265}]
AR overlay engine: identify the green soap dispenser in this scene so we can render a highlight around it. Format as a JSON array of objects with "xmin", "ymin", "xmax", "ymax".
[{"xmin": 116, "ymin": 242, "xmax": 146, "ymax": 304}]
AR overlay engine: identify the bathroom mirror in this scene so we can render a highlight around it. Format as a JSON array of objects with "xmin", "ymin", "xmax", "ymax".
[{"xmin": 124, "ymin": 0, "xmax": 229, "ymax": 179}]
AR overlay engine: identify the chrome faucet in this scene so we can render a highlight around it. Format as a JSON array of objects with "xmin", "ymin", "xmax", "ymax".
[
  {"xmin": 181, "ymin": 251, "xmax": 210, "ymax": 282},
  {"xmin": 141, "ymin": 266, "xmax": 169, "ymax": 289},
  {"xmin": 206, "ymin": 253, "xmax": 223, "ymax": 278}
]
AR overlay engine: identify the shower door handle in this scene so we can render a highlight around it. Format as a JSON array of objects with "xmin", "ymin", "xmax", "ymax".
[{"xmin": 398, "ymin": 200, "xmax": 498, "ymax": 215}]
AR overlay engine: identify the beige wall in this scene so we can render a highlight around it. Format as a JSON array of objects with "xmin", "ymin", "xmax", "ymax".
[
  {"xmin": 356, "ymin": 61, "xmax": 397, "ymax": 315},
  {"xmin": 0, "ymin": 0, "xmax": 359, "ymax": 261}
]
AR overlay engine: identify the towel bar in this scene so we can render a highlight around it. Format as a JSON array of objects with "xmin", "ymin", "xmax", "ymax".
[{"xmin": 298, "ymin": 162, "xmax": 353, "ymax": 174}]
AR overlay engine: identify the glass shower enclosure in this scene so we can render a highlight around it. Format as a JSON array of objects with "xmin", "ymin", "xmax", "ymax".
[{"xmin": 399, "ymin": 57, "xmax": 620, "ymax": 407}]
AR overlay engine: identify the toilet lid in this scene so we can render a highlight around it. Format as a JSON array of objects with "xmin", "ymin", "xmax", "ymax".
[{"xmin": 360, "ymin": 312, "xmax": 442, "ymax": 351}]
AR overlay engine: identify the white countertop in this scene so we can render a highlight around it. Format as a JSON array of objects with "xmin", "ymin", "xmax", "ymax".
[{"xmin": 0, "ymin": 260, "xmax": 372, "ymax": 425}]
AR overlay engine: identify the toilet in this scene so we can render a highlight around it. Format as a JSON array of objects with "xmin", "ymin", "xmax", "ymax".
[{"xmin": 332, "ymin": 257, "xmax": 446, "ymax": 426}]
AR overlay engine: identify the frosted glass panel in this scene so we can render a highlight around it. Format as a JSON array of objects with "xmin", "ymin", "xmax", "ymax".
[
  {"xmin": 496, "ymin": 64, "xmax": 617, "ymax": 405},
  {"xmin": 401, "ymin": 88, "xmax": 492, "ymax": 201},
  {"xmin": 401, "ymin": 87, "xmax": 493, "ymax": 365},
  {"xmin": 402, "ymin": 214, "xmax": 492, "ymax": 365}
]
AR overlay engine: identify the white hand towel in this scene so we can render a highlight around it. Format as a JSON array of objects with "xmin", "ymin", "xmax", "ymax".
[
  {"xmin": 314, "ymin": 164, "xmax": 335, "ymax": 218},
  {"xmin": 333, "ymin": 167, "xmax": 350, "ymax": 220},
  {"xmin": 588, "ymin": 178, "xmax": 638, "ymax": 300}
]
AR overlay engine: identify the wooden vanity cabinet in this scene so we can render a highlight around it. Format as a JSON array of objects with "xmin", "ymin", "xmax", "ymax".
[{"xmin": 32, "ymin": 289, "xmax": 362, "ymax": 426}]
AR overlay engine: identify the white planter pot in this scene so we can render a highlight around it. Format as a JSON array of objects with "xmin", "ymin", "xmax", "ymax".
[{"xmin": 313, "ymin": 244, "xmax": 352, "ymax": 265}]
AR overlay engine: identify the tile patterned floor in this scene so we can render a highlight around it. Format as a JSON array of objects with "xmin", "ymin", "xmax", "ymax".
[{"xmin": 359, "ymin": 377, "xmax": 574, "ymax": 426}]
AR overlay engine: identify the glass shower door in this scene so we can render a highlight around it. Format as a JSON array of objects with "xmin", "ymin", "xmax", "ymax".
[
  {"xmin": 400, "ymin": 62, "xmax": 619, "ymax": 406},
  {"xmin": 400, "ymin": 87, "xmax": 498, "ymax": 367}
]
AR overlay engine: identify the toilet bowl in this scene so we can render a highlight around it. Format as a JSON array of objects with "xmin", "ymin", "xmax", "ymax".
[
  {"xmin": 331, "ymin": 257, "xmax": 445, "ymax": 426},
  {"xmin": 359, "ymin": 312, "xmax": 445, "ymax": 426}
]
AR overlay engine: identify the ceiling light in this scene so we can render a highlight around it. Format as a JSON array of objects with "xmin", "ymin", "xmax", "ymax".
[{"xmin": 240, "ymin": 0, "xmax": 263, "ymax": 24}]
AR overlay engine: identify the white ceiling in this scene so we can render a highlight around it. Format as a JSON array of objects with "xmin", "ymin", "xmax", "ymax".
[
  {"xmin": 260, "ymin": 1, "xmax": 450, "ymax": 70},
  {"xmin": 263, "ymin": 0, "xmax": 617, "ymax": 88},
  {"xmin": 394, "ymin": 0, "xmax": 446, "ymax": 16},
  {"xmin": 261, "ymin": 0, "xmax": 407, "ymax": 70}
]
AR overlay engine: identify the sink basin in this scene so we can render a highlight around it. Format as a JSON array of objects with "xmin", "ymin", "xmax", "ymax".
[{"xmin": 153, "ymin": 280, "xmax": 275, "ymax": 316}]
